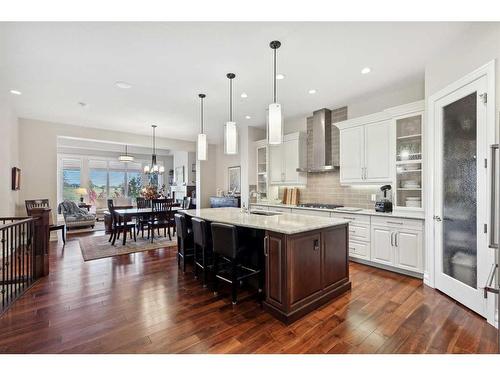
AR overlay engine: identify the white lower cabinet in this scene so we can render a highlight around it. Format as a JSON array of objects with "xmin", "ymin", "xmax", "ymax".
[
  {"xmin": 371, "ymin": 226, "xmax": 394, "ymax": 265},
  {"xmin": 250, "ymin": 204, "xmax": 424, "ymax": 275},
  {"xmin": 370, "ymin": 222, "xmax": 423, "ymax": 273},
  {"xmin": 394, "ymin": 228, "xmax": 422, "ymax": 272},
  {"xmin": 349, "ymin": 240, "xmax": 370, "ymax": 260}
]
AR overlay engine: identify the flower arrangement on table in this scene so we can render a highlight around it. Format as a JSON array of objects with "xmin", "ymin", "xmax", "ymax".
[{"xmin": 140, "ymin": 184, "xmax": 167, "ymax": 200}]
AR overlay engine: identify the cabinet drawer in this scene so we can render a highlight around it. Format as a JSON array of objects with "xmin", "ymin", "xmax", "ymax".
[
  {"xmin": 349, "ymin": 223, "xmax": 370, "ymax": 242},
  {"xmin": 349, "ymin": 240, "xmax": 370, "ymax": 260},
  {"xmin": 331, "ymin": 212, "xmax": 370, "ymax": 224},
  {"xmin": 291, "ymin": 208, "xmax": 330, "ymax": 217},
  {"xmin": 371, "ymin": 216, "xmax": 423, "ymax": 230}
]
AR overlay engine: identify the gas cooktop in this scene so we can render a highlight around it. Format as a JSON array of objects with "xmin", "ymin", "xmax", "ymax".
[{"xmin": 297, "ymin": 203, "xmax": 344, "ymax": 210}]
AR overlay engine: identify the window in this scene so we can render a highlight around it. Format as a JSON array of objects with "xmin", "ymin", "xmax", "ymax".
[
  {"xmin": 62, "ymin": 158, "xmax": 81, "ymax": 201},
  {"xmin": 88, "ymin": 159, "xmax": 108, "ymax": 203},
  {"xmin": 58, "ymin": 155, "xmax": 165, "ymax": 204}
]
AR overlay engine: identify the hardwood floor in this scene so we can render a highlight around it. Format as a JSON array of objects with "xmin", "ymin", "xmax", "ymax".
[{"xmin": 0, "ymin": 232, "xmax": 497, "ymax": 354}]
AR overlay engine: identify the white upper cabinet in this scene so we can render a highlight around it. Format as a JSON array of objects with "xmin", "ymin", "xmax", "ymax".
[
  {"xmin": 339, "ymin": 126, "xmax": 364, "ymax": 183},
  {"xmin": 269, "ymin": 132, "xmax": 307, "ymax": 185},
  {"xmin": 269, "ymin": 145, "xmax": 283, "ymax": 184},
  {"xmin": 336, "ymin": 112, "xmax": 393, "ymax": 185},
  {"xmin": 364, "ymin": 120, "xmax": 392, "ymax": 181}
]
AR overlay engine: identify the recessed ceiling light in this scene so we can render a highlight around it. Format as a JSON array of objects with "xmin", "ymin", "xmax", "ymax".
[
  {"xmin": 276, "ymin": 74, "xmax": 285, "ymax": 80},
  {"xmin": 115, "ymin": 81, "xmax": 132, "ymax": 89},
  {"xmin": 9, "ymin": 89, "xmax": 22, "ymax": 95},
  {"xmin": 361, "ymin": 67, "xmax": 371, "ymax": 74},
  {"xmin": 308, "ymin": 89, "xmax": 317, "ymax": 94},
  {"xmin": 241, "ymin": 92, "xmax": 248, "ymax": 98},
  {"xmin": 245, "ymin": 115, "xmax": 251, "ymax": 120}
]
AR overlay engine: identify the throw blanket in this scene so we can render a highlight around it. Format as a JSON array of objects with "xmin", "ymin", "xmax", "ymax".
[{"xmin": 58, "ymin": 200, "xmax": 90, "ymax": 218}]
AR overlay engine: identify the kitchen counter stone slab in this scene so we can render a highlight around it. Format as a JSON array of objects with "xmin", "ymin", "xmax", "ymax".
[{"xmin": 182, "ymin": 207, "xmax": 349, "ymax": 235}]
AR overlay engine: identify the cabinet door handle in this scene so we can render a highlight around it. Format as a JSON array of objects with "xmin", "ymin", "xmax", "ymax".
[
  {"xmin": 313, "ymin": 239, "xmax": 320, "ymax": 251},
  {"xmin": 387, "ymin": 221, "xmax": 404, "ymax": 225},
  {"xmin": 391, "ymin": 232, "xmax": 395, "ymax": 246},
  {"xmin": 343, "ymin": 217, "xmax": 355, "ymax": 221},
  {"xmin": 264, "ymin": 236, "xmax": 268, "ymax": 257},
  {"xmin": 395, "ymin": 232, "xmax": 399, "ymax": 247}
]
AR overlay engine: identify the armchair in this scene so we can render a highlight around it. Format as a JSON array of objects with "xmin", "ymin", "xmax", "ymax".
[{"xmin": 58, "ymin": 200, "xmax": 96, "ymax": 230}]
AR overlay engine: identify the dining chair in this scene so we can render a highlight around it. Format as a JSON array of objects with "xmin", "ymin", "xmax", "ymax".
[
  {"xmin": 148, "ymin": 198, "xmax": 175, "ymax": 242},
  {"xmin": 25, "ymin": 199, "xmax": 66, "ymax": 244},
  {"xmin": 107, "ymin": 200, "xmax": 136, "ymax": 245},
  {"xmin": 136, "ymin": 197, "xmax": 151, "ymax": 238}
]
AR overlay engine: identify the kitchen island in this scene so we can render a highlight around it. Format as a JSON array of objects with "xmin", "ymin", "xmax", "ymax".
[{"xmin": 182, "ymin": 208, "xmax": 351, "ymax": 324}]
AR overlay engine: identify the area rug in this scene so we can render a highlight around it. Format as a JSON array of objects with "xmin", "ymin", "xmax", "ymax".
[{"xmin": 79, "ymin": 234, "xmax": 177, "ymax": 261}]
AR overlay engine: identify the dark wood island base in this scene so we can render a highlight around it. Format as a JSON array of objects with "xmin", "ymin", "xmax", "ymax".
[{"xmin": 263, "ymin": 224, "xmax": 351, "ymax": 324}]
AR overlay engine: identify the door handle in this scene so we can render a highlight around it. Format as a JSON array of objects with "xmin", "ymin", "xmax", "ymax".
[
  {"xmin": 483, "ymin": 263, "xmax": 499, "ymax": 298},
  {"xmin": 395, "ymin": 232, "xmax": 399, "ymax": 247},
  {"xmin": 489, "ymin": 144, "xmax": 498, "ymax": 249},
  {"xmin": 313, "ymin": 239, "xmax": 320, "ymax": 251},
  {"xmin": 433, "ymin": 215, "xmax": 442, "ymax": 222},
  {"xmin": 263, "ymin": 236, "xmax": 268, "ymax": 257},
  {"xmin": 390, "ymin": 232, "xmax": 394, "ymax": 246}
]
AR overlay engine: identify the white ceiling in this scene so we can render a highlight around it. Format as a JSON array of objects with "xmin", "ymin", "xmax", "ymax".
[{"xmin": 0, "ymin": 22, "xmax": 471, "ymax": 143}]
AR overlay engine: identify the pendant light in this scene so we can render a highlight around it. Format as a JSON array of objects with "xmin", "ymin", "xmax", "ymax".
[
  {"xmin": 144, "ymin": 125, "xmax": 165, "ymax": 175},
  {"xmin": 224, "ymin": 73, "xmax": 238, "ymax": 155},
  {"xmin": 118, "ymin": 145, "xmax": 135, "ymax": 162},
  {"xmin": 268, "ymin": 40, "xmax": 283, "ymax": 145},
  {"xmin": 197, "ymin": 93, "xmax": 208, "ymax": 161}
]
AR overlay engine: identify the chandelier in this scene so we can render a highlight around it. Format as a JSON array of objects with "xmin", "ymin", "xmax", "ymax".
[{"xmin": 143, "ymin": 125, "xmax": 165, "ymax": 175}]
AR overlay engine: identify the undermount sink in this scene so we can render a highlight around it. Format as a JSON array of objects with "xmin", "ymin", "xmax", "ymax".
[{"xmin": 250, "ymin": 210, "xmax": 282, "ymax": 216}]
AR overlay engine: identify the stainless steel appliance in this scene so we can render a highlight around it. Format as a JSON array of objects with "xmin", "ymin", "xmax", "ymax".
[
  {"xmin": 375, "ymin": 185, "xmax": 393, "ymax": 213},
  {"xmin": 488, "ymin": 143, "xmax": 500, "ymax": 351},
  {"xmin": 296, "ymin": 108, "xmax": 340, "ymax": 173}
]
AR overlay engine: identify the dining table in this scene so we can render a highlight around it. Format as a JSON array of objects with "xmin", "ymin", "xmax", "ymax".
[{"xmin": 114, "ymin": 206, "xmax": 182, "ymax": 245}]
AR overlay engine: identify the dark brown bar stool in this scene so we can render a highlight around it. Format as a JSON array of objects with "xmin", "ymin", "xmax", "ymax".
[
  {"xmin": 210, "ymin": 222, "xmax": 262, "ymax": 305},
  {"xmin": 174, "ymin": 213, "xmax": 194, "ymax": 273},
  {"xmin": 191, "ymin": 217, "xmax": 213, "ymax": 287}
]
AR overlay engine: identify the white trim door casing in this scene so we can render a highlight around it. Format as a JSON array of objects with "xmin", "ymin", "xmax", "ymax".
[{"xmin": 426, "ymin": 60, "xmax": 496, "ymax": 325}]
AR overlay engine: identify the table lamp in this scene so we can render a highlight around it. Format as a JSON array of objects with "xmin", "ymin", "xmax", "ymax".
[{"xmin": 75, "ymin": 188, "xmax": 88, "ymax": 203}]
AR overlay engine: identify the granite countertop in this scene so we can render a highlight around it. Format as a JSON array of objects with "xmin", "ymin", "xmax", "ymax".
[
  {"xmin": 251, "ymin": 202, "xmax": 425, "ymax": 220},
  {"xmin": 182, "ymin": 207, "xmax": 349, "ymax": 235}
]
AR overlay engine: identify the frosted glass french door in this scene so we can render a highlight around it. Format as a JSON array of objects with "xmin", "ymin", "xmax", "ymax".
[{"xmin": 434, "ymin": 75, "xmax": 489, "ymax": 317}]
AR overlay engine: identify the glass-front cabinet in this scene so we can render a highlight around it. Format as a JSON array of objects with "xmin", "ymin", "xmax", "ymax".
[
  {"xmin": 387, "ymin": 101, "xmax": 425, "ymax": 212},
  {"xmin": 255, "ymin": 140, "xmax": 268, "ymax": 200}
]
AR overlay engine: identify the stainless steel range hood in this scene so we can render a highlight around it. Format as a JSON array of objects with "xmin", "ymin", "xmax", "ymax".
[{"xmin": 296, "ymin": 108, "xmax": 339, "ymax": 173}]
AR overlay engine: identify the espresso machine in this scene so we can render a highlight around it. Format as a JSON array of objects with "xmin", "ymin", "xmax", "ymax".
[{"xmin": 375, "ymin": 185, "xmax": 393, "ymax": 213}]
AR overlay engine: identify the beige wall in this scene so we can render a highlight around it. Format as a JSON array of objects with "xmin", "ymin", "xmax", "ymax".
[
  {"xmin": 214, "ymin": 126, "xmax": 265, "ymax": 200},
  {"xmin": 196, "ymin": 144, "xmax": 217, "ymax": 208},
  {"xmin": 0, "ymin": 94, "xmax": 19, "ymax": 216},
  {"xmin": 18, "ymin": 118, "xmax": 196, "ymax": 219},
  {"xmin": 425, "ymin": 22, "xmax": 500, "ymax": 139}
]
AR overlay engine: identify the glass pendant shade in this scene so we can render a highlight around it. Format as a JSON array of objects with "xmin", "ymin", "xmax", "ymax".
[
  {"xmin": 267, "ymin": 103, "xmax": 283, "ymax": 145},
  {"xmin": 118, "ymin": 145, "xmax": 135, "ymax": 162},
  {"xmin": 224, "ymin": 121, "xmax": 238, "ymax": 155},
  {"xmin": 197, "ymin": 133, "xmax": 207, "ymax": 161}
]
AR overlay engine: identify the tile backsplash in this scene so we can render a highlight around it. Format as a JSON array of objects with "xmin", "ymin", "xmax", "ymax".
[
  {"xmin": 289, "ymin": 172, "xmax": 380, "ymax": 209},
  {"xmin": 277, "ymin": 105, "xmax": 382, "ymax": 210}
]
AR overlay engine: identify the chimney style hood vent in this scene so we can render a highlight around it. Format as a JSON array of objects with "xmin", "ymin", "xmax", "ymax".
[{"xmin": 296, "ymin": 108, "xmax": 340, "ymax": 173}]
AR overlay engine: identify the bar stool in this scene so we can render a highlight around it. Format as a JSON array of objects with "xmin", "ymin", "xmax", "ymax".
[
  {"xmin": 210, "ymin": 222, "xmax": 262, "ymax": 305},
  {"xmin": 174, "ymin": 213, "xmax": 194, "ymax": 273},
  {"xmin": 191, "ymin": 217, "xmax": 213, "ymax": 287}
]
